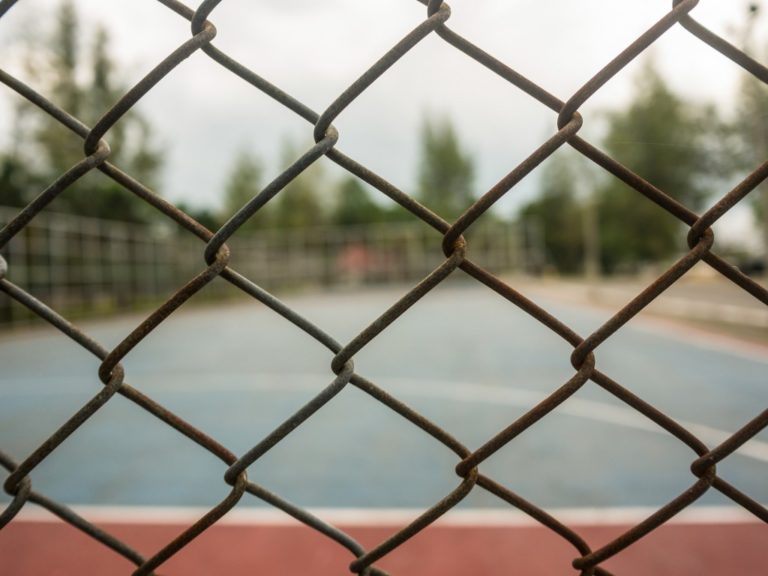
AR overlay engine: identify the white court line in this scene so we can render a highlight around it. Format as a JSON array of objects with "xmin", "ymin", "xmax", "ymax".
[
  {"xmin": 10, "ymin": 504, "xmax": 763, "ymax": 527},
  {"xmin": 1, "ymin": 372, "xmax": 765, "ymax": 462},
  {"xmin": 109, "ymin": 373, "xmax": 768, "ymax": 465},
  {"xmin": 397, "ymin": 379, "xmax": 768, "ymax": 464},
  {"xmin": 617, "ymin": 315, "xmax": 768, "ymax": 365},
  {"xmin": 532, "ymin": 292, "xmax": 768, "ymax": 365}
]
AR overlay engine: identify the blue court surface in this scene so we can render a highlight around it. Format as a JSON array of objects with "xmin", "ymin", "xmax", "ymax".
[{"xmin": 1, "ymin": 282, "xmax": 766, "ymax": 512}]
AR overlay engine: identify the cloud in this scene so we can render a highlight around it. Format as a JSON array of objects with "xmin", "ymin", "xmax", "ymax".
[{"xmin": 0, "ymin": 0, "xmax": 761, "ymax": 222}]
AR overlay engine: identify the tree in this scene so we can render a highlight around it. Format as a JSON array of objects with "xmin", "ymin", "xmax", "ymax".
[
  {"xmin": 5, "ymin": 1, "xmax": 162, "ymax": 222},
  {"xmin": 270, "ymin": 140, "xmax": 326, "ymax": 230},
  {"xmin": 331, "ymin": 176, "xmax": 384, "ymax": 226},
  {"xmin": 175, "ymin": 200, "xmax": 221, "ymax": 234},
  {"xmin": 520, "ymin": 153, "xmax": 585, "ymax": 274},
  {"xmin": 727, "ymin": 3, "xmax": 768, "ymax": 271},
  {"xmin": 416, "ymin": 115, "xmax": 475, "ymax": 221},
  {"xmin": 0, "ymin": 113, "xmax": 34, "ymax": 208},
  {"xmin": 595, "ymin": 61, "xmax": 718, "ymax": 273},
  {"xmin": 221, "ymin": 149, "xmax": 267, "ymax": 231}
]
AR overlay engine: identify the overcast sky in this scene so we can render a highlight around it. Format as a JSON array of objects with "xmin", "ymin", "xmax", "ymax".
[{"xmin": 1, "ymin": 0, "xmax": 766, "ymax": 244}]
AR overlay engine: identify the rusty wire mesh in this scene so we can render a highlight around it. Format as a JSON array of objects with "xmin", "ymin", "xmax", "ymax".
[{"xmin": 1, "ymin": 0, "xmax": 767, "ymax": 574}]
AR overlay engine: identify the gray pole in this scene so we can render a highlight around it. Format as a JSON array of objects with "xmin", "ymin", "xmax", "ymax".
[
  {"xmin": 582, "ymin": 191, "xmax": 601, "ymax": 280},
  {"xmin": 743, "ymin": 4, "xmax": 768, "ymax": 276}
]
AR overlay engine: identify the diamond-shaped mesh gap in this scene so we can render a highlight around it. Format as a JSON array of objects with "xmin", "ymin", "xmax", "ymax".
[
  {"xmin": 242, "ymin": 383, "xmax": 464, "ymax": 509},
  {"xmin": 475, "ymin": 400, "xmax": 709, "ymax": 508},
  {"xmin": 28, "ymin": 396, "xmax": 234, "ymax": 507},
  {"xmin": 0, "ymin": 1, "xmax": 766, "ymax": 574},
  {"xmin": 594, "ymin": 311, "xmax": 767, "ymax": 424}
]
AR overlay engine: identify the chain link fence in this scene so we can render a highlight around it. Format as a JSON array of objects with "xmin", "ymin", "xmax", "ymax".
[{"xmin": 1, "ymin": 0, "xmax": 767, "ymax": 574}]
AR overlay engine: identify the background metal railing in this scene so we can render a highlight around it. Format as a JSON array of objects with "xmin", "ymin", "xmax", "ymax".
[
  {"xmin": 1, "ymin": 1, "xmax": 767, "ymax": 575},
  {"xmin": 0, "ymin": 206, "xmax": 524, "ymax": 326}
]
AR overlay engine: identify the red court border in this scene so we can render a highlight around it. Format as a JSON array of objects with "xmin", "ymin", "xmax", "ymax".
[{"xmin": 2, "ymin": 507, "xmax": 765, "ymax": 575}]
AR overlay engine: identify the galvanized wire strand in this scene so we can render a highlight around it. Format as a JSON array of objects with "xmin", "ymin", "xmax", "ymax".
[
  {"xmin": 442, "ymin": 115, "xmax": 584, "ymax": 255},
  {"xmin": 0, "ymin": 0, "xmax": 766, "ymax": 574},
  {"xmin": 675, "ymin": 0, "xmax": 768, "ymax": 82},
  {"xmin": 0, "ymin": 43, "xmax": 461, "ymax": 575},
  {"xmin": 0, "ymin": 0, "xmax": 18, "ymax": 19},
  {"xmin": 2, "ymin": 365, "xmax": 126, "ymax": 496},
  {"xmin": 569, "ymin": 134, "xmax": 768, "ymax": 305},
  {"xmin": 82, "ymin": 22, "xmax": 217, "ymax": 156},
  {"xmin": 688, "ymin": 161, "xmax": 768, "ymax": 246},
  {"xmin": 0, "ymin": 452, "xmax": 30, "ymax": 529},
  {"xmin": 475, "ymin": 474, "xmax": 614, "ymax": 576},
  {"xmin": 311, "ymin": 4, "xmax": 452, "ymax": 145},
  {"xmin": 224, "ymin": 362, "xmax": 355, "ymax": 483},
  {"xmin": 0, "ymin": 451, "xmax": 146, "ymax": 566},
  {"xmin": 455, "ymin": 355, "xmax": 596, "ymax": 477},
  {"xmin": 556, "ymin": 0, "xmax": 700, "ymax": 130},
  {"xmin": 242, "ymin": 481, "xmax": 377, "ymax": 571},
  {"xmin": 569, "ymin": 230, "xmax": 715, "ymax": 369},
  {"xmin": 348, "ymin": 468, "xmax": 478, "ymax": 573},
  {"xmin": 330, "ymin": 243, "xmax": 466, "ymax": 375}
]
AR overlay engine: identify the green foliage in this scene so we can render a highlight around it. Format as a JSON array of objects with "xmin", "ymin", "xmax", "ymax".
[
  {"xmin": 176, "ymin": 201, "xmax": 221, "ymax": 233},
  {"xmin": 597, "ymin": 183, "xmax": 684, "ymax": 273},
  {"xmin": 4, "ymin": 1, "xmax": 162, "ymax": 222},
  {"xmin": 221, "ymin": 149, "xmax": 266, "ymax": 230},
  {"xmin": 729, "ymin": 55, "xmax": 768, "ymax": 225},
  {"xmin": 270, "ymin": 141, "xmax": 326, "ymax": 229},
  {"xmin": 519, "ymin": 61, "xmax": 724, "ymax": 275},
  {"xmin": 417, "ymin": 116, "xmax": 475, "ymax": 220},
  {"xmin": 51, "ymin": 0, "xmax": 80, "ymax": 114},
  {"xmin": 331, "ymin": 177, "xmax": 384, "ymax": 226},
  {"xmin": 601, "ymin": 64, "xmax": 714, "ymax": 209},
  {"xmin": 0, "ymin": 154, "xmax": 33, "ymax": 208},
  {"xmin": 715, "ymin": 5, "xmax": 768, "ymax": 271},
  {"xmin": 596, "ymin": 62, "xmax": 718, "ymax": 273},
  {"xmin": 520, "ymin": 153, "xmax": 584, "ymax": 274}
]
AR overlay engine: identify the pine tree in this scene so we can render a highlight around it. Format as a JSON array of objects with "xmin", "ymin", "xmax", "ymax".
[
  {"xmin": 416, "ymin": 116, "xmax": 475, "ymax": 221},
  {"xmin": 332, "ymin": 177, "xmax": 383, "ymax": 226},
  {"xmin": 221, "ymin": 149, "xmax": 266, "ymax": 230},
  {"xmin": 270, "ymin": 140, "xmax": 325, "ymax": 230},
  {"xmin": 5, "ymin": 1, "xmax": 162, "ymax": 222},
  {"xmin": 520, "ymin": 152, "xmax": 585, "ymax": 274},
  {"xmin": 596, "ymin": 62, "xmax": 718, "ymax": 272}
]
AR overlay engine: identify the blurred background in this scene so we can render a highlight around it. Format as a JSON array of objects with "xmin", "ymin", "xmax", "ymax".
[{"xmin": 0, "ymin": 0, "xmax": 766, "ymax": 330}]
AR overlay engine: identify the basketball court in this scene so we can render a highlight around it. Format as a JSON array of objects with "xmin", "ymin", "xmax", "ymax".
[{"xmin": 1, "ymin": 283, "xmax": 766, "ymax": 574}]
